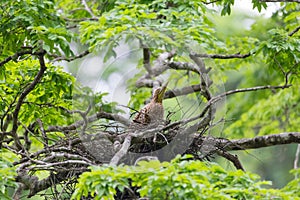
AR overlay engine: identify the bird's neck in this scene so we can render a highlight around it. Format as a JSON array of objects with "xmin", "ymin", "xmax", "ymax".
[{"xmin": 151, "ymin": 97, "xmax": 162, "ymax": 104}]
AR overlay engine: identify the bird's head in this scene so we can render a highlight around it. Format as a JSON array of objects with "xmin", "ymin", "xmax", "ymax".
[{"xmin": 152, "ymin": 81, "xmax": 168, "ymax": 103}]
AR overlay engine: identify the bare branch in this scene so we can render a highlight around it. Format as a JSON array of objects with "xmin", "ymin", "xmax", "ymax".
[
  {"xmin": 217, "ymin": 150, "xmax": 244, "ymax": 171},
  {"xmin": 200, "ymin": 0, "xmax": 220, "ymax": 4},
  {"xmin": 81, "ymin": 0, "xmax": 96, "ymax": 18},
  {"xmin": 259, "ymin": 0, "xmax": 300, "ymax": 2},
  {"xmin": 164, "ymin": 84, "xmax": 202, "ymax": 99},
  {"xmin": 191, "ymin": 52, "xmax": 251, "ymax": 59},
  {"xmin": 217, "ymin": 84, "xmax": 291, "ymax": 101},
  {"xmin": 294, "ymin": 144, "xmax": 300, "ymax": 169},
  {"xmin": 46, "ymin": 111, "xmax": 130, "ymax": 132},
  {"xmin": 164, "ymin": 80, "xmax": 291, "ymax": 105},
  {"xmin": 36, "ymin": 119, "xmax": 48, "ymax": 147},
  {"xmin": 289, "ymin": 25, "xmax": 300, "ymax": 37},
  {"xmin": 110, "ymin": 134, "xmax": 132, "ymax": 165},
  {"xmin": 222, "ymin": 132, "xmax": 300, "ymax": 151},
  {"xmin": 51, "ymin": 50, "xmax": 90, "ymax": 63},
  {"xmin": 28, "ymin": 160, "xmax": 93, "ymax": 170},
  {"xmin": 168, "ymin": 61, "xmax": 200, "ymax": 74},
  {"xmin": 0, "ymin": 50, "xmax": 33, "ymax": 67},
  {"xmin": 15, "ymin": 170, "xmax": 84, "ymax": 198},
  {"xmin": 142, "ymin": 47, "xmax": 152, "ymax": 75}
]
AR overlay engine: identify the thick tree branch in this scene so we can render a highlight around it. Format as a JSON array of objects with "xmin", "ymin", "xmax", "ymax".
[
  {"xmin": 191, "ymin": 132, "xmax": 300, "ymax": 152},
  {"xmin": 167, "ymin": 61, "xmax": 200, "ymax": 74},
  {"xmin": 164, "ymin": 84, "xmax": 202, "ymax": 99},
  {"xmin": 189, "ymin": 132, "xmax": 300, "ymax": 165},
  {"xmin": 226, "ymin": 132, "xmax": 300, "ymax": 150}
]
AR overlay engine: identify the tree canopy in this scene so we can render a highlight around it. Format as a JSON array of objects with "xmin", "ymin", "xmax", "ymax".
[{"xmin": 0, "ymin": 0, "xmax": 300, "ymax": 199}]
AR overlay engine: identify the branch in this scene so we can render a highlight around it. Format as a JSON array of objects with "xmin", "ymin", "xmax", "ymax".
[
  {"xmin": 289, "ymin": 25, "xmax": 300, "ymax": 37},
  {"xmin": 51, "ymin": 50, "xmax": 90, "ymax": 63},
  {"xmin": 191, "ymin": 52, "xmax": 251, "ymax": 59},
  {"xmin": 213, "ymin": 84, "xmax": 292, "ymax": 102},
  {"xmin": 110, "ymin": 134, "xmax": 132, "ymax": 165},
  {"xmin": 142, "ymin": 47, "xmax": 152, "ymax": 75},
  {"xmin": 189, "ymin": 132, "xmax": 300, "ymax": 166},
  {"xmin": 11, "ymin": 51, "xmax": 47, "ymax": 150},
  {"xmin": 163, "ymin": 83, "xmax": 291, "ymax": 103},
  {"xmin": 164, "ymin": 84, "xmax": 202, "ymax": 99},
  {"xmin": 214, "ymin": 132, "xmax": 300, "ymax": 151},
  {"xmin": 216, "ymin": 150, "xmax": 244, "ymax": 171},
  {"xmin": 259, "ymin": 0, "xmax": 300, "ymax": 2},
  {"xmin": 46, "ymin": 111, "xmax": 130, "ymax": 132},
  {"xmin": 36, "ymin": 119, "xmax": 48, "ymax": 147},
  {"xmin": 168, "ymin": 61, "xmax": 200, "ymax": 74},
  {"xmin": 0, "ymin": 50, "xmax": 33, "ymax": 67},
  {"xmin": 81, "ymin": 0, "xmax": 96, "ymax": 18},
  {"xmin": 15, "ymin": 170, "xmax": 83, "ymax": 198},
  {"xmin": 294, "ymin": 144, "xmax": 300, "ymax": 169}
]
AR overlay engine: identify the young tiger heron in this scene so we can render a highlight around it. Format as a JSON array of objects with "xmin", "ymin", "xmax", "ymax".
[{"xmin": 133, "ymin": 82, "xmax": 168, "ymax": 125}]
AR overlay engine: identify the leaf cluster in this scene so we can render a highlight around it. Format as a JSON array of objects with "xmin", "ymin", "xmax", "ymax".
[{"xmin": 72, "ymin": 155, "xmax": 298, "ymax": 200}]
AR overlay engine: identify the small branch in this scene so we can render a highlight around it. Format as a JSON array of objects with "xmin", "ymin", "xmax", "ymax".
[
  {"xmin": 0, "ymin": 50, "xmax": 33, "ymax": 67},
  {"xmin": 201, "ymin": 0, "xmax": 220, "ymax": 4},
  {"xmin": 15, "ymin": 170, "xmax": 83, "ymax": 198},
  {"xmin": 259, "ymin": 0, "xmax": 300, "ymax": 2},
  {"xmin": 46, "ymin": 111, "xmax": 130, "ymax": 132},
  {"xmin": 217, "ymin": 150, "xmax": 245, "ymax": 171},
  {"xmin": 212, "ymin": 84, "xmax": 292, "ymax": 103},
  {"xmin": 81, "ymin": 0, "xmax": 96, "ymax": 18},
  {"xmin": 164, "ymin": 83, "xmax": 291, "ymax": 102},
  {"xmin": 288, "ymin": 25, "xmax": 300, "ymax": 37},
  {"xmin": 36, "ymin": 119, "xmax": 48, "ymax": 147},
  {"xmin": 191, "ymin": 52, "xmax": 251, "ymax": 59},
  {"xmin": 28, "ymin": 160, "xmax": 93, "ymax": 170},
  {"xmin": 294, "ymin": 144, "xmax": 300, "ymax": 169},
  {"xmin": 110, "ymin": 134, "xmax": 132, "ymax": 165},
  {"xmin": 14, "ymin": 146, "xmax": 73, "ymax": 167},
  {"xmin": 51, "ymin": 50, "xmax": 90, "ymax": 63},
  {"xmin": 143, "ymin": 47, "xmax": 152, "ymax": 75}
]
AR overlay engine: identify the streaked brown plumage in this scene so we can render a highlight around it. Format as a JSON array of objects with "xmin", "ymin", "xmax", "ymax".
[{"xmin": 133, "ymin": 82, "xmax": 168, "ymax": 125}]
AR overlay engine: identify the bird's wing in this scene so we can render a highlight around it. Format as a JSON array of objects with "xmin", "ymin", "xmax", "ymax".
[{"xmin": 133, "ymin": 106, "xmax": 150, "ymax": 124}]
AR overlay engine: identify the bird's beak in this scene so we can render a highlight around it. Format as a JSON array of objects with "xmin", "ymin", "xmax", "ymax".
[
  {"xmin": 161, "ymin": 81, "xmax": 169, "ymax": 92},
  {"xmin": 159, "ymin": 81, "xmax": 169, "ymax": 99}
]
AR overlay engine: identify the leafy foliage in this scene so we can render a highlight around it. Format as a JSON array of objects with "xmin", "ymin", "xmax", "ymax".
[
  {"xmin": 0, "ymin": 0, "xmax": 74, "ymax": 57},
  {"xmin": 72, "ymin": 155, "xmax": 298, "ymax": 199},
  {"xmin": 0, "ymin": 152, "xmax": 17, "ymax": 199},
  {"xmin": 0, "ymin": 0, "xmax": 300, "ymax": 199},
  {"xmin": 79, "ymin": 0, "xmax": 215, "ymax": 60}
]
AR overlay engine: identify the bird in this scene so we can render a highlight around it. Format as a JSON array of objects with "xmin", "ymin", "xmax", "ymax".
[{"xmin": 132, "ymin": 82, "xmax": 168, "ymax": 126}]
